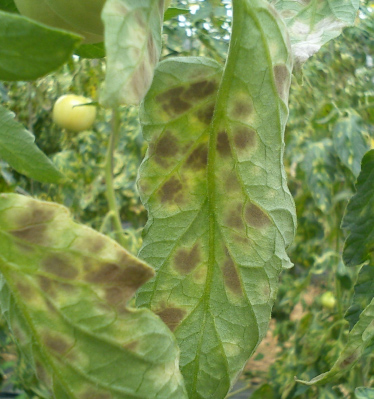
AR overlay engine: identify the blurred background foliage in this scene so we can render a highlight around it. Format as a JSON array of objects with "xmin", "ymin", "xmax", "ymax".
[{"xmin": 0, "ymin": 0, "xmax": 373, "ymax": 398}]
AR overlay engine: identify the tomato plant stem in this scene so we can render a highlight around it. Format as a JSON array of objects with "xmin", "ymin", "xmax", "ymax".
[{"xmin": 104, "ymin": 109, "xmax": 127, "ymax": 248}]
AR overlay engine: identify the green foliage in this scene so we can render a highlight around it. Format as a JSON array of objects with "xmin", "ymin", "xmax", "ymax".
[
  {"xmin": 0, "ymin": 194, "xmax": 187, "ymax": 398},
  {"xmin": 0, "ymin": 11, "xmax": 81, "ymax": 81},
  {"xmin": 0, "ymin": 105, "xmax": 64, "ymax": 184},
  {"xmin": 0, "ymin": 0, "xmax": 371, "ymax": 398}
]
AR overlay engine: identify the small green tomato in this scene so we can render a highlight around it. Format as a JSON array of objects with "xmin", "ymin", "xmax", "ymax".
[
  {"xmin": 320, "ymin": 291, "xmax": 336, "ymax": 310},
  {"xmin": 52, "ymin": 95, "xmax": 96, "ymax": 132}
]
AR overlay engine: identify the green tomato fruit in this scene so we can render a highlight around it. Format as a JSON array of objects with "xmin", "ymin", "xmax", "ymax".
[
  {"xmin": 53, "ymin": 95, "xmax": 97, "ymax": 132},
  {"xmin": 14, "ymin": 0, "xmax": 103, "ymax": 43},
  {"xmin": 320, "ymin": 291, "xmax": 337, "ymax": 310},
  {"xmin": 45, "ymin": 0, "xmax": 105, "ymax": 36}
]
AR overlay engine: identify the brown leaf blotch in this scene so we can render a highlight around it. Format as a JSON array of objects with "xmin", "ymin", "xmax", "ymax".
[
  {"xmin": 225, "ymin": 171, "xmax": 241, "ymax": 192},
  {"xmin": 185, "ymin": 80, "xmax": 217, "ymax": 100},
  {"xmin": 273, "ymin": 64, "xmax": 289, "ymax": 100},
  {"xmin": 105, "ymin": 286, "xmax": 126, "ymax": 305},
  {"xmin": 11, "ymin": 224, "xmax": 48, "ymax": 245},
  {"xmin": 245, "ymin": 203, "xmax": 271, "ymax": 228},
  {"xmin": 186, "ymin": 144, "xmax": 208, "ymax": 170},
  {"xmin": 124, "ymin": 340, "xmax": 139, "ymax": 351},
  {"xmin": 234, "ymin": 127, "xmax": 256, "ymax": 149},
  {"xmin": 43, "ymin": 333, "xmax": 70, "ymax": 354},
  {"xmin": 17, "ymin": 203, "xmax": 56, "ymax": 227},
  {"xmin": 42, "ymin": 254, "xmax": 79, "ymax": 280},
  {"xmin": 155, "ymin": 131, "xmax": 178, "ymax": 158},
  {"xmin": 38, "ymin": 276, "xmax": 53, "ymax": 294},
  {"xmin": 233, "ymin": 101, "xmax": 253, "ymax": 118},
  {"xmin": 15, "ymin": 282, "xmax": 34, "ymax": 300},
  {"xmin": 156, "ymin": 307, "xmax": 186, "ymax": 331},
  {"xmin": 223, "ymin": 257, "xmax": 242, "ymax": 295},
  {"xmin": 160, "ymin": 176, "xmax": 183, "ymax": 203},
  {"xmin": 197, "ymin": 103, "xmax": 215, "ymax": 125},
  {"xmin": 226, "ymin": 206, "xmax": 243, "ymax": 229},
  {"xmin": 174, "ymin": 244, "xmax": 201, "ymax": 274},
  {"xmin": 216, "ymin": 131, "xmax": 231, "ymax": 157},
  {"xmin": 134, "ymin": 9, "xmax": 146, "ymax": 28},
  {"xmin": 157, "ymin": 87, "xmax": 192, "ymax": 115},
  {"xmin": 341, "ymin": 352, "xmax": 359, "ymax": 368}
]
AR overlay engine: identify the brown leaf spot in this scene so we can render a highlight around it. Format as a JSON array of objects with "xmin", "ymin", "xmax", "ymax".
[
  {"xmin": 42, "ymin": 254, "xmax": 79, "ymax": 280},
  {"xmin": 17, "ymin": 203, "xmax": 56, "ymax": 227},
  {"xmin": 273, "ymin": 65, "xmax": 289, "ymax": 100},
  {"xmin": 43, "ymin": 333, "xmax": 70, "ymax": 354},
  {"xmin": 124, "ymin": 340, "xmax": 139, "ymax": 351},
  {"xmin": 226, "ymin": 204, "xmax": 243, "ymax": 229},
  {"xmin": 154, "ymin": 131, "xmax": 178, "ymax": 158},
  {"xmin": 340, "ymin": 351, "xmax": 359, "ymax": 368},
  {"xmin": 130, "ymin": 61, "xmax": 151, "ymax": 101},
  {"xmin": 234, "ymin": 127, "xmax": 256, "ymax": 149},
  {"xmin": 174, "ymin": 244, "xmax": 201, "ymax": 275},
  {"xmin": 197, "ymin": 103, "xmax": 215, "ymax": 125},
  {"xmin": 86, "ymin": 261, "xmax": 153, "ymax": 293},
  {"xmin": 15, "ymin": 282, "xmax": 34, "ymax": 300},
  {"xmin": 134, "ymin": 9, "xmax": 146, "ymax": 28},
  {"xmin": 245, "ymin": 204, "xmax": 270, "ymax": 228},
  {"xmin": 77, "ymin": 236, "xmax": 106, "ymax": 254},
  {"xmin": 185, "ymin": 80, "xmax": 217, "ymax": 100},
  {"xmin": 157, "ymin": 87, "xmax": 191, "ymax": 115},
  {"xmin": 160, "ymin": 176, "xmax": 183, "ymax": 203},
  {"xmin": 232, "ymin": 101, "xmax": 253, "ymax": 118},
  {"xmin": 11, "ymin": 224, "xmax": 48, "ymax": 245},
  {"xmin": 156, "ymin": 307, "xmax": 186, "ymax": 331},
  {"xmin": 105, "ymin": 286, "xmax": 126, "ymax": 305},
  {"xmin": 223, "ymin": 257, "xmax": 242, "ymax": 295},
  {"xmin": 225, "ymin": 171, "xmax": 241, "ymax": 192},
  {"xmin": 158, "ymin": 0, "xmax": 165, "ymax": 15},
  {"xmin": 38, "ymin": 276, "xmax": 53, "ymax": 295},
  {"xmin": 216, "ymin": 131, "xmax": 231, "ymax": 157},
  {"xmin": 186, "ymin": 144, "xmax": 208, "ymax": 170}
]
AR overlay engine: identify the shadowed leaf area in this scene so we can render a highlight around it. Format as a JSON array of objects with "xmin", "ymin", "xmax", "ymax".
[
  {"xmin": 0, "ymin": 193, "xmax": 187, "ymax": 399},
  {"xmin": 136, "ymin": 1, "xmax": 296, "ymax": 398}
]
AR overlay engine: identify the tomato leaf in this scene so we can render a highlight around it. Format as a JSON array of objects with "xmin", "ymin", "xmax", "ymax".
[
  {"xmin": 0, "ymin": 194, "xmax": 188, "ymax": 399},
  {"xmin": 164, "ymin": 7, "xmax": 189, "ymax": 21},
  {"xmin": 0, "ymin": 0, "xmax": 18, "ymax": 13},
  {"xmin": 0, "ymin": 11, "xmax": 81, "ymax": 81},
  {"xmin": 271, "ymin": 0, "xmax": 360, "ymax": 67},
  {"xmin": 75, "ymin": 42, "xmax": 105, "ymax": 59},
  {"xmin": 342, "ymin": 150, "xmax": 374, "ymax": 267},
  {"xmin": 136, "ymin": 1, "xmax": 296, "ymax": 397},
  {"xmin": 355, "ymin": 387, "xmax": 374, "ymax": 399},
  {"xmin": 0, "ymin": 105, "xmax": 65, "ymax": 184},
  {"xmin": 296, "ymin": 297, "xmax": 374, "ymax": 386},
  {"xmin": 101, "ymin": 0, "xmax": 165, "ymax": 106},
  {"xmin": 296, "ymin": 150, "xmax": 374, "ymax": 386},
  {"xmin": 333, "ymin": 112, "xmax": 370, "ymax": 178}
]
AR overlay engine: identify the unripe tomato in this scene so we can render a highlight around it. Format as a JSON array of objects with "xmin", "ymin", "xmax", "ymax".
[
  {"xmin": 320, "ymin": 292, "xmax": 336, "ymax": 310},
  {"xmin": 53, "ymin": 95, "xmax": 96, "ymax": 132},
  {"xmin": 14, "ymin": 0, "xmax": 103, "ymax": 43}
]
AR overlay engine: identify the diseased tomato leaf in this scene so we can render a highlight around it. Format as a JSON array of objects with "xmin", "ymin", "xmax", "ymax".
[
  {"xmin": 136, "ymin": 1, "xmax": 296, "ymax": 397},
  {"xmin": 270, "ymin": 0, "xmax": 359, "ymax": 67},
  {"xmin": 101, "ymin": 0, "xmax": 165, "ymax": 106},
  {"xmin": 0, "ymin": 194, "xmax": 188, "ymax": 399}
]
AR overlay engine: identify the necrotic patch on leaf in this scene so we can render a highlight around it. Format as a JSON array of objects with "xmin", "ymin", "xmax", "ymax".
[
  {"xmin": 154, "ymin": 131, "xmax": 179, "ymax": 158},
  {"xmin": 11, "ymin": 225, "xmax": 49, "ymax": 245},
  {"xmin": 223, "ymin": 256, "xmax": 242, "ymax": 296},
  {"xmin": 15, "ymin": 281, "xmax": 35, "ymax": 300},
  {"xmin": 234, "ymin": 127, "xmax": 256, "ymax": 150},
  {"xmin": 185, "ymin": 80, "xmax": 217, "ymax": 100},
  {"xmin": 273, "ymin": 64, "xmax": 289, "ymax": 101},
  {"xmin": 216, "ymin": 131, "xmax": 231, "ymax": 157},
  {"xmin": 156, "ymin": 307, "xmax": 186, "ymax": 331},
  {"xmin": 160, "ymin": 176, "xmax": 183, "ymax": 203},
  {"xmin": 225, "ymin": 205, "xmax": 244, "ymax": 229},
  {"xmin": 16, "ymin": 202, "xmax": 57, "ymax": 227},
  {"xmin": 42, "ymin": 254, "xmax": 79, "ymax": 279},
  {"xmin": 186, "ymin": 144, "xmax": 208, "ymax": 170},
  {"xmin": 43, "ymin": 332, "xmax": 72, "ymax": 354},
  {"xmin": 174, "ymin": 244, "xmax": 201, "ymax": 275},
  {"xmin": 245, "ymin": 203, "xmax": 270, "ymax": 228},
  {"xmin": 157, "ymin": 87, "xmax": 192, "ymax": 116},
  {"xmin": 196, "ymin": 103, "xmax": 215, "ymax": 125}
]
